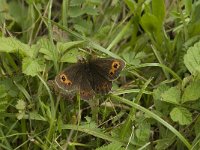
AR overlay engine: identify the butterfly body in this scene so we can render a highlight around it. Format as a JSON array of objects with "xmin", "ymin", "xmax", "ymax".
[{"xmin": 55, "ymin": 58, "xmax": 125, "ymax": 100}]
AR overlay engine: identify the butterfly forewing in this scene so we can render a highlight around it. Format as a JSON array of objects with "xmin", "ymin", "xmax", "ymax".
[
  {"xmin": 89, "ymin": 58, "xmax": 125, "ymax": 81},
  {"xmin": 55, "ymin": 63, "xmax": 84, "ymax": 91}
]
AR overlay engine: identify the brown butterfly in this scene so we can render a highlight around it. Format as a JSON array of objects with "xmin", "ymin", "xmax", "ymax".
[{"xmin": 55, "ymin": 58, "xmax": 125, "ymax": 100}]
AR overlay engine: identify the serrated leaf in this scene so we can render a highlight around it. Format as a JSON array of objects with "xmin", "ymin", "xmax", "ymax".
[
  {"xmin": 73, "ymin": 19, "xmax": 93, "ymax": 34},
  {"xmin": 57, "ymin": 41, "xmax": 84, "ymax": 53},
  {"xmin": 84, "ymin": 6, "xmax": 98, "ymax": 15},
  {"xmin": 161, "ymin": 87, "xmax": 181, "ymax": 104},
  {"xmin": 153, "ymin": 84, "xmax": 169, "ymax": 100},
  {"xmin": 38, "ymin": 38, "xmax": 54, "ymax": 60},
  {"xmin": 153, "ymin": 84, "xmax": 171, "ymax": 114},
  {"xmin": 95, "ymin": 142, "xmax": 123, "ymax": 150},
  {"xmin": 60, "ymin": 49, "xmax": 84, "ymax": 63},
  {"xmin": 69, "ymin": 6, "xmax": 85, "ymax": 17},
  {"xmin": 182, "ymin": 80, "xmax": 200, "ymax": 103},
  {"xmin": 170, "ymin": 107, "xmax": 192, "ymax": 125},
  {"xmin": 122, "ymin": 51, "xmax": 146, "ymax": 66},
  {"xmin": 22, "ymin": 57, "xmax": 44, "ymax": 76},
  {"xmin": 184, "ymin": 41, "xmax": 200, "ymax": 75},
  {"xmin": 17, "ymin": 112, "xmax": 25, "ymax": 120},
  {"xmin": 16, "ymin": 100, "xmax": 26, "ymax": 110},
  {"xmin": 0, "ymin": 37, "xmax": 32, "ymax": 57}
]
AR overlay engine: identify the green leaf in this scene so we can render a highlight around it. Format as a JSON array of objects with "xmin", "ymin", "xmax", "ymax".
[
  {"xmin": 191, "ymin": 3, "xmax": 200, "ymax": 23},
  {"xmin": 135, "ymin": 121, "xmax": 150, "ymax": 142},
  {"xmin": 57, "ymin": 40, "xmax": 85, "ymax": 53},
  {"xmin": 184, "ymin": 0, "xmax": 192, "ymax": 16},
  {"xmin": 8, "ymin": 1, "xmax": 27, "ymax": 26},
  {"xmin": 38, "ymin": 38, "xmax": 54, "ymax": 60},
  {"xmin": 184, "ymin": 41, "xmax": 200, "ymax": 75},
  {"xmin": 27, "ymin": 112, "xmax": 46, "ymax": 121},
  {"xmin": 122, "ymin": 51, "xmax": 146, "ymax": 66},
  {"xmin": 16, "ymin": 99, "xmax": 26, "ymax": 110},
  {"xmin": 152, "ymin": 0, "xmax": 165, "ymax": 23},
  {"xmin": 140, "ymin": 13, "xmax": 161, "ymax": 33},
  {"xmin": 95, "ymin": 142, "xmax": 123, "ymax": 150},
  {"xmin": 0, "ymin": 37, "xmax": 32, "ymax": 57},
  {"xmin": 88, "ymin": 0, "xmax": 101, "ymax": 5},
  {"xmin": 194, "ymin": 117, "xmax": 200, "ymax": 136},
  {"xmin": 22, "ymin": 57, "xmax": 44, "ymax": 76},
  {"xmin": 124, "ymin": 0, "xmax": 135, "ymax": 13},
  {"xmin": 153, "ymin": 84, "xmax": 171, "ymax": 114},
  {"xmin": 69, "ymin": 6, "xmax": 85, "ymax": 17},
  {"xmin": 60, "ymin": 49, "xmax": 84, "ymax": 63},
  {"xmin": 73, "ymin": 19, "xmax": 93, "ymax": 34},
  {"xmin": 70, "ymin": 0, "xmax": 85, "ymax": 6},
  {"xmin": 182, "ymin": 80, "xmax": 200, "ymax": 103},
  {"xmin": 161, "ymin": 87, "xmax": 181, "ymax": 104},
  {"xmin": 0, "ymin": 85, "xmax": 9, "ymax": 113},
  {"xmin": 155, "ymin": 138, "xmax": 175, "ymax": 150},
  {"xmin": 84, "ymin": 6, "xmax": 98, "ymax": 15},
  {"xmin": 170, "ymin": 107, "xmax": 192, "ymax": 125}
]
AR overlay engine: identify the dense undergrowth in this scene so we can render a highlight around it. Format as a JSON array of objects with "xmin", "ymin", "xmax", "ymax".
[{"xmin": 1, "ymin": 0, "xmax": 200, "ymax": 149}]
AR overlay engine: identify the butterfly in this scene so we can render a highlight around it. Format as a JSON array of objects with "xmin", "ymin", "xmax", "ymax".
[{"xmin": 55, "ymin": 58, "xmax": 125, "ymax": 100}]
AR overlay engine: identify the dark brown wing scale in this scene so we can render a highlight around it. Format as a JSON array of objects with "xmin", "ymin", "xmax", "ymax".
[
  {"xmin": 55, "ymin": 58, "xmax": 125, "ymax": 100},
  {"xmin": 89, "ymin": 58, "xmax": 125, "ymax": 81}
]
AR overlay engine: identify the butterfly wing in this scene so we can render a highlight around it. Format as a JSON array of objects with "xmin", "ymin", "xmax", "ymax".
[
  {"xmin": 55, "ymin": 63, "xmax": 95, "ymax": 100},
  {"xmin": 55, "ymin": 63, "xmax": 83, "ymax": 91},
  {"xmin": 88, "ymin": 70, "xmax": 112, "ymax": 94},
  {"xmin": 79, "ymin": 71, "xmax": 95, "ymax": 100},
  {"xmin": 89, "ymin": 58, "xmax": 125, "ymax": 81}
]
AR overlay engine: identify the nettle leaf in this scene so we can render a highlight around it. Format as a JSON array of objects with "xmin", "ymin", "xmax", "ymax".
[
  {"xmin": 38, "ymin": 38, "xmax": 54, "ymax": 60},
  {"xmin": 0, "ymin": 37, "xmax": 32, "ymax": 57},
  {"xmin": 60, "ymin": 49, "xmax": 85, "ymax": 63},
  {"xmin": 161, "ymin": 87, "xmax": 181, "ymax": 104},
  {"xmin": 57, "ymin": 41, "xmax": 84, "ymax": 53},
  {"xmin": 22, "ymin": 57, "xmax": 45, "ymax": 76},
  {"xmin": 184, "ymin": 41, "xmax": 200, "ymax": 75},
  {"xmin": 170, "ymin": 107, "xmax": 192, "ymax": 125},
  {"xmin": 182, "ymin": 80, "xmax": 200, "ymax": 103}
]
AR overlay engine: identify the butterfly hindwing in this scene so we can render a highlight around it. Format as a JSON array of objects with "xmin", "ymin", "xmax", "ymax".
[{"xmin": 88, "ymin": 69, "xmax": 112, "ymax": 94}]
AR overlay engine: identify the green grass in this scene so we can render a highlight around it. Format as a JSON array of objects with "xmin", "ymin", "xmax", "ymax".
[{"xmin": 1, "ymin": 0, "xmax": 200, "ymax": 149}]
